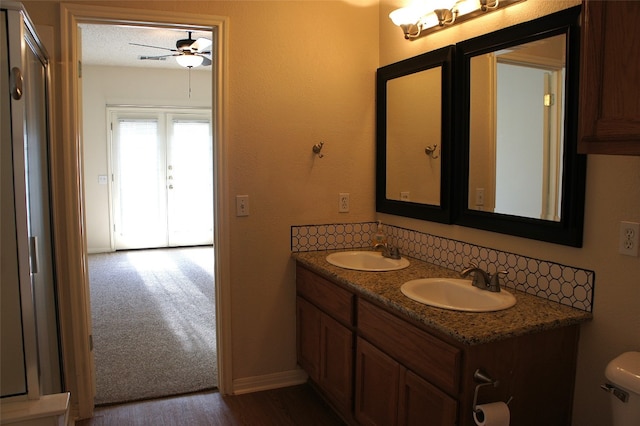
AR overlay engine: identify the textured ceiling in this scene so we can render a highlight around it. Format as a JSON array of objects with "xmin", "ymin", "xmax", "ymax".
[{"xmin": 79, "ymin": 23, "xmax": 212, "ymax": 71}]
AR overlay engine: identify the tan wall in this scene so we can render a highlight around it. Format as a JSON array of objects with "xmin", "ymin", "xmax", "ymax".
[
  {"xmin": 379, "ymin": 1, "xmax": 640, "ymax": 425},
  {"xmin": 23, "ymin": 0, "xmax": 378, "ymax": 392}
]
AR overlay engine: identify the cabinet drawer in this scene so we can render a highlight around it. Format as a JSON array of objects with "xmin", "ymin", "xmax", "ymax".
[
  {"xmin": 296, "ymin": 265, "xmax": 354, "ymax": 326},
  {"xmin": 357, "ymin": 299, "xmax": 461, "ymax": 395}
]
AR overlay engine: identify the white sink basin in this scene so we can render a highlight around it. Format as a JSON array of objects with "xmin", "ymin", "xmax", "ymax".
[
  {"xmin": 326, "ymin": 251, "xmax": 410, "ymax": 272},
  {"xmin": 400, "ymin": 278, "xmax": 516, "ymax": 312}
]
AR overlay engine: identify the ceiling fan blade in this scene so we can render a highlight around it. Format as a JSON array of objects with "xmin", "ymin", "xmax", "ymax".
[
  {"xmin": 191, "ymin": 37, "xmax": 212, "ymax": 52},
  {"xmin": 129, "ymin": 42, "xmax": 177, "ymax": 52},
  {"xmin": 200, "ymin": 56, "xmax": 212, "ymax": 66},
  {"xmin": 139, "ymin": 54, "xmax": 177, "ymax": 61}
]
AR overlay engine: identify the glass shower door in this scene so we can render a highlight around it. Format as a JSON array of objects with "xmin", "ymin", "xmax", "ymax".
[{"xmin": 1, "ymin": 4, "xmax": 62, "ymax": 398}]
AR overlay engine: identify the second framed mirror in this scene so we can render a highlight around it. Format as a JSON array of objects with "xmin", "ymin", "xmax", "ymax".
[{"xmin": 455, "ymin": 6, "xmax": 586, "ymax": 246}]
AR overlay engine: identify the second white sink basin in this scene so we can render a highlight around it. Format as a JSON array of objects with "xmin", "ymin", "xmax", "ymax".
[
  {"xmin": 326, "ymin": 251, "xmax": 410, "ymax": 272},
  {"xmin": 401, "ymin": 278, "xmax": 516, "ymax": 312}
]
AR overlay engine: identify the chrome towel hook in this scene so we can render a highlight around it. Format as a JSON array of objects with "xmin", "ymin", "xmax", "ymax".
[
  {"xmin": 424, "ymin": 144, "xmax": 439, "ymax": 159},
  {"xmin": 313, "ymin": 141, "xmax": 324, "ymax": 158}
]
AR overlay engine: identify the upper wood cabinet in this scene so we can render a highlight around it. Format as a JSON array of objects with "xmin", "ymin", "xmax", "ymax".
[{"xmin": 578, "ymin": 0, "xmax": 640, "ymax": 155}]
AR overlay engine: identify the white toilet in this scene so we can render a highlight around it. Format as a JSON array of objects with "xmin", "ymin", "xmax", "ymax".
[{"xmin": 603, "ymin": 351, "xmax": 640, "ymax": 426}]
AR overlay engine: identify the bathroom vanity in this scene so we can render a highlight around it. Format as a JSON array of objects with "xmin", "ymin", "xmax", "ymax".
[{"xmin": 294, "ymin": 251, "xmax": 592, "ymax": 426}]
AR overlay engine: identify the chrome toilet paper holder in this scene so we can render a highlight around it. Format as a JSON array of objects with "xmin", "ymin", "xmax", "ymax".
[{"xmin": 472, "ymin": 369, "xmax": 513, "ymax": 413}]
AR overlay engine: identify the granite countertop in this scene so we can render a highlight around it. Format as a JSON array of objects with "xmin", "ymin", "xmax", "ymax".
[{"xmin": 292, "ymin": 250, "xmax": 592, "ymax": 346}]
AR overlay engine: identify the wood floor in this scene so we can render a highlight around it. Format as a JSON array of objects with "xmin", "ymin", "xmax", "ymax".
[{"xmin": 75, "ymin": 384, "xmax": 345, "ymax": 426}]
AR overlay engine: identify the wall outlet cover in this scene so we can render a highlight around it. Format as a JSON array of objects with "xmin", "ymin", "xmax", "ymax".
[
  {"xmin": 619, "ymin": 221, "xmax": 639, "ymax": 256},
  {"xmin": 339, "ymin": 193, "xmax": 349, "ymax": 213}
]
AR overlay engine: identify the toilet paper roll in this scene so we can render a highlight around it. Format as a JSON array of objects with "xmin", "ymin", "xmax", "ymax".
[{"xmin": 473, "ymin": 402, "xmax": 510, "ymax": 426}]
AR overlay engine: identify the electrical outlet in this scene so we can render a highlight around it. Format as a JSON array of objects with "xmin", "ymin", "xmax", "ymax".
[
  {"xmin": 236, "ymin": 195, "xmax": 249, "ymax": 217},
  {"xmin": 339, "ymin": 193, "xmax": 349, "ymax": 213},
  {"xmin": 619, "ymin": 221, "xmax": 639, "ymax": 256}
]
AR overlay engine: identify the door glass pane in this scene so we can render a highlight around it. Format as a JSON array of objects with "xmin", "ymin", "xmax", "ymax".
[
  {"xmin": 115, "ymin": 119, "xmax": 167, "ymax": 249},
  {"xmin": 167, "ymin": 119, "xmax": 213, "ymax": 246}
]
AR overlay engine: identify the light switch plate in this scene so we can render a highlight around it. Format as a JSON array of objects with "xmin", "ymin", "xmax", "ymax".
[{"xmin": 236, "ymin": 195, "xmax": 249, "ymax": 217}]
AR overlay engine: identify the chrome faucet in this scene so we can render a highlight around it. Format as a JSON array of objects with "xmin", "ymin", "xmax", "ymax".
[
  {"xmin": 372, "ymin": 242, "xmax": 401, "ymax": 260},
  {"xmin": 461, "ymin": 263, "xmax": 506, "ymax": 293}
]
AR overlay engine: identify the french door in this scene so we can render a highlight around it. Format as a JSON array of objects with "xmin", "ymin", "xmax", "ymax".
[{"xmin": 110, "ymin": 109, "xmax": 213, "ymax": 250}]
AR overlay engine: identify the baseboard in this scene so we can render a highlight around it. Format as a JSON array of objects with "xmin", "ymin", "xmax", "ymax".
[
  {"xmin": 231, "ymin": 368, "xmax": 308, "ymax": 395},
  {"xmin": 86, "ymin": 248, "xmax": 113, "ymax": 254}
]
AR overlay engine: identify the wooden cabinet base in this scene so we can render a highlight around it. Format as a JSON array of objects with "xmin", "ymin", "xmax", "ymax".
[{"xmin": 296, "ymin": 265, "xmax": 580, "ymax": 425}]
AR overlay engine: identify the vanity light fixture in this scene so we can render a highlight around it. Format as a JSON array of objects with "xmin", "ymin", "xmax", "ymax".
[
  {"xmin": 175, "ymin": 52, "xmax": 204, "ymax": 68},
  {"xmin": 390, "ymin": 0, "xmax": 525, "ymax": 40}
]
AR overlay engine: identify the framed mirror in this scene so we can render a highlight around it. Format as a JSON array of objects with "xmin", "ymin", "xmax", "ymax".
[
  {"xmin": 376, "ymin": 46, "xmax": 454, "ymax": 223},
  {"xmin": 455, "ymin": 6, "xmax": 586, "ymax": 246}
]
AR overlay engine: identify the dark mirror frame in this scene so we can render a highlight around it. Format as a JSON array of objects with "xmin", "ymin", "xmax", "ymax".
[
  {"xmin": 454, "ymin": 6, "xmax": 586, "ymax": 247},
  {"xmin": 376, "ymin": 45, "xmax": 454, "ymax": 223}
]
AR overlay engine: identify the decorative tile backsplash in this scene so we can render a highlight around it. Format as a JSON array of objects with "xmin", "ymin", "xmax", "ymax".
[{"xmin": 291, "ymin": 222, "xmax": 594, "ymax": 312}]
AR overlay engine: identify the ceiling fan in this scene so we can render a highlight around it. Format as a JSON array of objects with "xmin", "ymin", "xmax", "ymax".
[{"xmin": 131, "ymin": 31, "xmax": 212, "ymax": 68}]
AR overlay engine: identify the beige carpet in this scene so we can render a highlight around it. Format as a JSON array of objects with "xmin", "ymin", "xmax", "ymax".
[{"xmin": 88, "ymin": 246, "xmax": 217, "ymax": 405}]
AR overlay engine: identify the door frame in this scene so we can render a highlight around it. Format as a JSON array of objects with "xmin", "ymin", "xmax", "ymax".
[{"xmin": 59, "ymin": 3, "xmax": 231, "ymax": 419}]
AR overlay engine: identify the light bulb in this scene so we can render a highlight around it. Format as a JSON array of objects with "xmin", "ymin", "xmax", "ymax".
[
  {"xmin": 176, "ymin": 54, "xmax": 203, "ymax": 68},
  {"xmin": 389, "ymin": 1, "xmax": 431, "ymax": 26}
]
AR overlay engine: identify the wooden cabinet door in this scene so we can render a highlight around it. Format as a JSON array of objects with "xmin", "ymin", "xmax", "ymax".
[
  {"xmin": 578, "ymin": 0, "xmax": 640, "ymax": 154},
  {"xmin": 398, "ymin": 370, "xmax": 457, "ymax": 426},
  {"xmin": 296, "ymin": 296, "xmax": 321, "ymax": 382},
  {"xmin": 357, "ymin": 299, "xmax": 461, "ymax": 396},
  {"xmin": 319, "ymin": 313, "xmax": 353, "ymax": 417},
  {"xmin": 355, "ymin": 337, "xmax": 400, "ymax": 426}
]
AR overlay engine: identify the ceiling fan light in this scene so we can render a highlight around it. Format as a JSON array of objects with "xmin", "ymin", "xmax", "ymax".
[{"xmin": 176, "ymin": 54, "xmax": 203, "ymax": 68}]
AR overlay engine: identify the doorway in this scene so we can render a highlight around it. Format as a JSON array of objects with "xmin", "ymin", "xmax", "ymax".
[
  {"xmin": 495, "ymin": 63, "xmax": 563, "ymax": 220},
  {"xmin": 59, "ymin": 4, "xmax": 230, "ymax": 414},
  {"xmin": 81, "ymin": 24, "xmax": 216, "ymax": 404}
]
